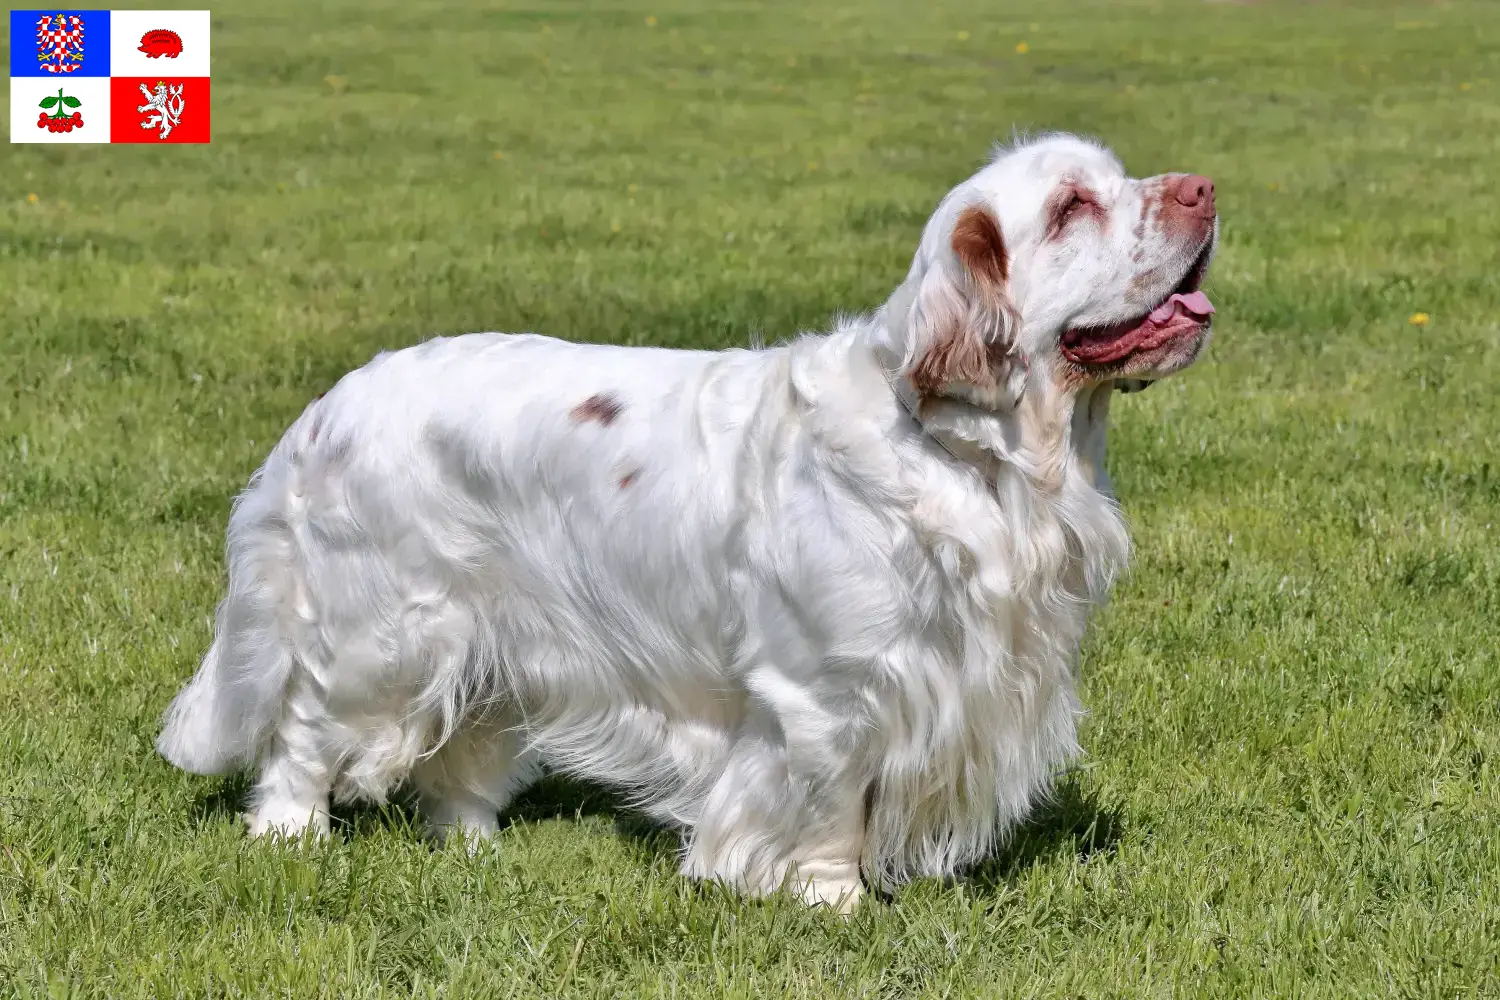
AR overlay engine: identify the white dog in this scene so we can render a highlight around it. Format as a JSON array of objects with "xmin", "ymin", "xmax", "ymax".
[{"xmin": 158, "ymin": 133, "xmax": 1217, "ymax": 911}]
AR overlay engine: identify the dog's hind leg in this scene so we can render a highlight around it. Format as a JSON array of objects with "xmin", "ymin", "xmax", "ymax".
[
  {"xmin": 245, "ymin": 665, "xmax": 334, "ymax": 839},
  {"xmin": 411, "ymin": 715, "xmax": 540, "ymax": 847}
]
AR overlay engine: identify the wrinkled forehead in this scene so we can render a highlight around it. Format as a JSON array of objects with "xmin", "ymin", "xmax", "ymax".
[
  {"xmin": 972, "ymin": 135, "xmax": 1131, "ymax": 219},
  {"xmin": 1016, "ymin": 137, "xmax": 1127, "ymax": 190}
]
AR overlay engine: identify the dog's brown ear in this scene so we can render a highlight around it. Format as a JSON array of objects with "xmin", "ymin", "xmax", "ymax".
[
  {"xmin": 905, "ymin": 203, "xmax": 1022, "ymax": 406},
  {"xmin": 949, "ymin": 204, "xmax": 1009, "ymax": 294}
]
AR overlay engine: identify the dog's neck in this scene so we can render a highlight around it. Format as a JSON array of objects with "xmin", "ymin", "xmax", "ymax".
[
  {"xmin": 853, "ymin": 311, "xmax": 1130, "ymax": 616},
  {"xmin": 867, "ymin": 302, "xmax": 1115, "ymax": 498}
]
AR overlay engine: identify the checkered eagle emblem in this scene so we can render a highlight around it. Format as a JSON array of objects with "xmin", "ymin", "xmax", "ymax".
[{"xmin": 35, "ymin": 12, "xmax": 85, "ymax": 74}]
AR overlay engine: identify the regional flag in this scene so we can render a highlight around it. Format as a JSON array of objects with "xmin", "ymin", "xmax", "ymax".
[{"xmin": 9, "ymin": 9, "xmax": 210, "ymax": 143}]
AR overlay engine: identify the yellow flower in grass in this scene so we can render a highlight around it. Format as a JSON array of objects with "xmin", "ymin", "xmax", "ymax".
[
  {"xmin": 645, "ymin": 15, "xmax": 657, "ymax": 27},
  {"xmin": 1016, "ymin": 41, "xmax": 1030, "ymax": 54},
  {"xmin": 1409, "ymin": 313, "xmax": 1430, "ymax": 326},
  {"xmin": 27, "ymin": 193, "xmax": 38, "ymax": 203}
]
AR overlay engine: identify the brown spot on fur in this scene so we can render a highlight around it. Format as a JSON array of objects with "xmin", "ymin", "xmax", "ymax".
[
  {"xmin": 1127, "ymin": 265, "xmax": 1167, "ymax": 299},
  {"xmin": 619, "ymin": 470, "xmax": 638, "ymax": 489},
  {"xmin": 1129, "ymin": 179, "xmax": 1163, "ymax": 262},
  {"xmin": 950, "ymin": 204, "xmax": 1008, "ymax": 290},
  {"xmin": 571, "ymin": 393, "xmax": 623, "ymax": 425}
]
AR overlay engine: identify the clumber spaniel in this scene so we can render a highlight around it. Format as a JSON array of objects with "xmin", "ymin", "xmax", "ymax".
[{"xmin": 159, "ymin": 133, "xmax": 1217, "ymax": 911}]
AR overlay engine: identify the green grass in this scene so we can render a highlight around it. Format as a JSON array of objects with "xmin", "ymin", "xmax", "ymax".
[{"xmin": 3, "ymin": 0, "xmax": 1499, "ymax": 995}]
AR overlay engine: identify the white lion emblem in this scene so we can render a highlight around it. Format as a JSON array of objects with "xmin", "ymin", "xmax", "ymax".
[{"xmin": 137, "ymin": 81, "xmax": 185, "ymax": 140}]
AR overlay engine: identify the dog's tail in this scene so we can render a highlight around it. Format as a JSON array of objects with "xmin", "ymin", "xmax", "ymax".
[
  {"xmin": 156, "ymin": 627, "xmax": 289, "ymax": 776},
  {"xmin": 157, "ymin": 422, "xmax": 313, "ymax": 776}
]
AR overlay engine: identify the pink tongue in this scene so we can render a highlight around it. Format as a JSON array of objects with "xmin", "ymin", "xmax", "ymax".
[{"xmin": 1147, "ymin": 290, "xmax": 1215, "ymax": 325}]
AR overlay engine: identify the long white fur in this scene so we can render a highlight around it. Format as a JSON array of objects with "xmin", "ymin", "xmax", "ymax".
[{"xmin": 158, "ymin": 133, "xmax": 1214, "ymax": 910}]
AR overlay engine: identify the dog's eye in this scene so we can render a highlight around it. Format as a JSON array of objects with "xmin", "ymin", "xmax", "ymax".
[{"xmin": 1051, "ymin": 191, "xmax": 1091, "ymax": 233}]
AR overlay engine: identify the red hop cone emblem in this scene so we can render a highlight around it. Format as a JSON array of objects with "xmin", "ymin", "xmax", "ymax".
[{"xmin": 138, "ymin": 29, "xmax": 183, "ymax": 59}]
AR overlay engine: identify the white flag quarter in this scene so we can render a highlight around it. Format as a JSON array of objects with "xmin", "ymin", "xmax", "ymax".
[
  {"xmin": 109, "ymin": 9, "xmax": 211, "ymax": 78},
  {"xmin": 10, "ymin": 76, "xmax": 111, "ymax": 144}
]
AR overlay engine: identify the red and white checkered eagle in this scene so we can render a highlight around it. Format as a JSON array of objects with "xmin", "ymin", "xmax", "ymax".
[{"xmin": 35, "ymin": 14, "xmax": 85, "ymax": 74}]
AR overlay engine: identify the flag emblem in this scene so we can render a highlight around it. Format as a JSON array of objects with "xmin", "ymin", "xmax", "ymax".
[
  {"xmin": 137, "ymin": 28, "xmax": 181, "ymax": 58},
  {"xmin": 136, "ymin": 80, "xmax": 184, "ymax": 139},
  {"xmin": 35, "ymin": 12, "xmax": 85, "ymax": 74},
  {"xmin": 36, "ymin": 86, "xmax": 83, "ymax": 131}
]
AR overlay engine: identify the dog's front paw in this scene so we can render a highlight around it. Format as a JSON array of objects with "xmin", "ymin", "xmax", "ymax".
[
  {"xmin": 243, "ymin": 800, "xmax": 331, "ymax": 841},
  {"xmin": 804, "ymin": 876, "xmax": 864, "ymax": 914},
  {"xmin": 423, "ymin": 808, "xmax": 500, "ymax": 855},
  {"xmin": 790, "ymin": 861, "xmax": 865, "ymax": 914}
]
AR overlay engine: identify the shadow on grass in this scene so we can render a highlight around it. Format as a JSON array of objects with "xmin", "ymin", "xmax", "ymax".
[
  {"xmin": 187, "ymin": 769, "xmax": 1117, "ymax": 885},
  {"xmin": 495, "ymin": 772, "xmax": 1125, "ymax": 889},
  {"xmin": 189, "ymin": 771, "xmax": 425, "ymax": 839},
  {"xmin": 961, "ymin": 778, "xmax": 1125, "ymax": 892},
  {"xmin": 188, "ymin": 770, "xmax": 676, "ymax": 858},
  {"xmin": 502, "ymin": 774, "xmax": 681, "ymax": 864},
  {"xmin": 189, "ymin": 771, "xmax": 251, "ymax": 827}
]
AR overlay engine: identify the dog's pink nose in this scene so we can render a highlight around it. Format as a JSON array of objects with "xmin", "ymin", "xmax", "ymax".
[{"xmin": 1172, "ymin": 174, "xmax": 1216, "ymax": 215}]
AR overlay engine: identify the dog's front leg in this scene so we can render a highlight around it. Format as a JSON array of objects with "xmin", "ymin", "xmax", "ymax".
[{"xmin": 680, "ymin": 692, "xmax": 868, "ymax": 913}]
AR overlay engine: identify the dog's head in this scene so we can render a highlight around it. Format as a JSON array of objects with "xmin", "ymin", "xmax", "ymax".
[{"xmin": 893, "ymin": 133, "xmax": 1218, "ymax": 405}]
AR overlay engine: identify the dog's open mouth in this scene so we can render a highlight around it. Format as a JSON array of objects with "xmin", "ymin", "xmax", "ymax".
[{"xmin": 1060, "ymin": 242, "xmax": 1215, "ymax": 367}]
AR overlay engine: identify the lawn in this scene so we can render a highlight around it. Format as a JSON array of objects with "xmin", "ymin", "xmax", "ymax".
[{"xmin": 2, "ymin": 0, "xmax": 1498, "ymax": 995}]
